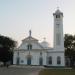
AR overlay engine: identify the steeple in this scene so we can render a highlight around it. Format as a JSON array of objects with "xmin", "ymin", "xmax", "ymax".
[
  {"xmin": 54, "ymin": 0, "xmax": 63, "ymax": 16},
  {"xmin": 53, "ymin": 8, "xmax": 64, "ymax": 51},
  {"xmin": 53, "ymin": 9, "xmax": 63, "ymax": 16}
]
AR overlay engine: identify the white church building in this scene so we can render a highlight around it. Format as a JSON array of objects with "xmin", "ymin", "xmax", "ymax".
[{"xmin": 13, "ymin": 9, "xmax": 65, "ymax": 66}]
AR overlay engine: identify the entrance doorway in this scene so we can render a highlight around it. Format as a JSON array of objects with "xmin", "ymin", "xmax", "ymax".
[
  {"xmin": 39, "ymin": 57, "xmax": 43, "ymax": 65},
  {"xmin": 27, "ymin": 57, "xmax": 31, "ymax": 65}
]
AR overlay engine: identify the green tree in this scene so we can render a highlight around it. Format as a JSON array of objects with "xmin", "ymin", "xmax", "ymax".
[
  {"xmin": 0, "ymin": 35, "xmax": 17, "ymax": 66},
  {"xmin": 64, "ymin": 34, "xmax": 75, "ymax": 67}
]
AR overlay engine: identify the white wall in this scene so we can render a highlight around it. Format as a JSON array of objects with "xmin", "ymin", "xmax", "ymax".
[
  {"xmin": 19, "ymin": 42, "xmax": 43, "ymax": 50},
  {"xmin": 13, "ymin": 50, "xmax": 47, "ymax": 65},
  {"xmin": 47, "ymin": 51, "xmax": 65, "ymax": 66},
  {"xmin": 13, "ymin": 50, "xmax": 65, "ymax": 66}
]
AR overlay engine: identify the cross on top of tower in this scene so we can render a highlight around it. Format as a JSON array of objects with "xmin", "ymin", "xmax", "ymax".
[{"xmin": 57, "ymin": 6, "xmax": 59, "ymax": 10}]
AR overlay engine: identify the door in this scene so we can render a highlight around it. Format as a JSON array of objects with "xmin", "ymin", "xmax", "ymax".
[
  {"xmin": 39, "ymin": 57, "xmax": 43, "ymax": 65},
  {"xmin": 27, "ymin": 57, "xmax": 31, "ymax": 65}
]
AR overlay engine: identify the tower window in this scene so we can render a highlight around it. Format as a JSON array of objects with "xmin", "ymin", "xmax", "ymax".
[{"xmin": 56, "ymin": 15, "xmax": 60, "ymax": 18}]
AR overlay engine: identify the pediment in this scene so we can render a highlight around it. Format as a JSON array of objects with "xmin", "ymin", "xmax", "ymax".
[{"xmin": 22, "ymin": 36, "xmax": 38, "ymax": 42}]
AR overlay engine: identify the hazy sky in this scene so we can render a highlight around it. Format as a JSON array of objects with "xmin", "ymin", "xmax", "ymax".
[{"xmin": 0, "ymin": 0, "xmax": 75, "ymax": 46}]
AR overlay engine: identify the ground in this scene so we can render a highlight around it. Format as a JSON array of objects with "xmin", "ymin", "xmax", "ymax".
[
  {"xmin": 0, "ymin": 66, "xmax": 42, "ymax": 75},
  {"xmin": 39, "ymin": 68, "xmax": 75, "ymax": 75},
  {"xmin": 0, "ymin": 66, "xmax": 75, "ymax": 75}
]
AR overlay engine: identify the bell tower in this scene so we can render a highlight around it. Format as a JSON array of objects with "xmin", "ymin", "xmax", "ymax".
[{"xmin": 53, "ymin": 9, "xmax": 64, "ymax": 51}]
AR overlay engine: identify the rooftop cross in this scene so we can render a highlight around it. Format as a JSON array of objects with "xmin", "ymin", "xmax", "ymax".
[{"xmin": 29, "ymin": 30, "xmax": 32, "ymax": 37}]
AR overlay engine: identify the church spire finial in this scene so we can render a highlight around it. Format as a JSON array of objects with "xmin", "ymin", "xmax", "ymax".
[
  {"xmin": 43, "ymin": 37, "xmax": 46, "ymax": 41},
  {"xmin": 57, "ymin": 6, "xmax": 59, "ymax": 10},
  {"xmin": 29, "ymin": 30, "xmax": 32, "ymax": 37},
  {"xmin": 56, "ymin": 0, "xmax": 60, "ymax": 10}
]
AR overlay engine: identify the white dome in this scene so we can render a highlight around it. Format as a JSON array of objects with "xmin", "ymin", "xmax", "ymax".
[{"xmin": 41, "ymin": 41, "xmax": 49, "ymax": 48}]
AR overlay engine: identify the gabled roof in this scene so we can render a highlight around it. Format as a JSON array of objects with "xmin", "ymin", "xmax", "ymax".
[{"xmin": 22, "ymin": 36, "xmax": 38, "ymax": 42}]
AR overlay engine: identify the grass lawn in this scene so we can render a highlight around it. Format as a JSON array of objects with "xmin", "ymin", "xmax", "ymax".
[{"xmin": 39, "ymin": 69, "xmax": 75, "ymax": 75}]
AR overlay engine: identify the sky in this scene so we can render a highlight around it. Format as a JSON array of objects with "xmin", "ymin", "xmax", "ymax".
[{"xmin": 0, "ymin": 0, "xmax": 75, "ymax": 47}]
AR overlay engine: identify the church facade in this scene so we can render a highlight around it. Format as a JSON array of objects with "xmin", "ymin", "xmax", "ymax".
[{"xmin": 13, "ymin": 9, "xmax": 65, "ymax": 66}]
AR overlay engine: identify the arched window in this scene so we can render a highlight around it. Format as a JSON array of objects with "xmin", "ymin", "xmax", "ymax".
[
  {"xmin": 27, "ymin": 44, "xmax": 32, "ymax": 50},
  {"xmin": 57, "ymin": 56, "xmax": 61, "ymax": 65},
  {"xmin": 39, "ymin": 57, "xmax": 43, "ymax": 65},
  {"xmin": 27, "ymin": 45, "xmax": 30, "ymax": 50},
  {"xmin": 30, "ymin": 44, "xmax": 32, "ymax": 50},
  {"xmin": 48, "ymin": 56, "xmax": 52, "ymax": 65}
]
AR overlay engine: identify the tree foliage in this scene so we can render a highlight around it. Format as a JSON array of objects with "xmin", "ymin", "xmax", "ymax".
[
  {"xmin": 64, "ymin": 34, "xmax": 75, "ymax": 66},
  {"xmin": 0, "ymin": 35, "xmax": 17, "ymax": 65}
]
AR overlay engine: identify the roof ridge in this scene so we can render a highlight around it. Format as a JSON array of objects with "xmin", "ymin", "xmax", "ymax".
[{"xmin": 22, "ymin": 36, "xmax": 38, "ymax": 41}]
